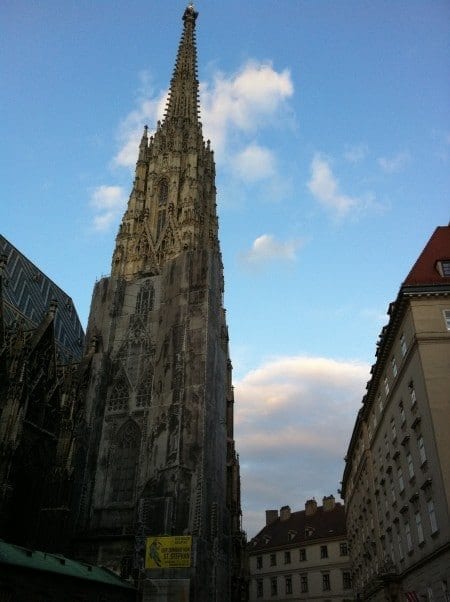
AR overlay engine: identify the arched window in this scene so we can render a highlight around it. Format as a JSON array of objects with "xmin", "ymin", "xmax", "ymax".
[
  {"xmin": 110, "ymin": 421, "xmax": 140, "ymax": 503},
  {"xmin": 136, "ymin": 367, "xmax": 153, "ymax": 407},
  {"xmin": 158, "ymin": 179, "xmax": 168, "ymax": 205},
  {"xmin": 135, "ymin": 280, "xmax": 155, "ymax": 315},
  {"xmin": 108, "ymin": 373, "xmax": 129, "ymax": 412},
  {"xmin": 157, "ymin": 211, "xmax": 166, "ymax": 238}
]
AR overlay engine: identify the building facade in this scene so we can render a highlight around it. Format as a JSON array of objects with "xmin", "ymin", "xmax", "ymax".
[
  {"xmin": 248, "ymin": 497, "xmax": 353, "ymax": 601},
  {"xmin": 73, "ymin": 5, "xmax": 245, "ymax": 601},
  {"xmin": 342, "ymin": 226, "xmax": 450, "ymax": 601},
  {"xmin": 0, "ymin": 238, "xmax": 85, "ymax": 552}
]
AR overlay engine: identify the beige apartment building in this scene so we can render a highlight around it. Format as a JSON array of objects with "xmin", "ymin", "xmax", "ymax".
[
  {"xmin": 248, "ymin": 496, "xmax": 354, "ymax": 601},
  {"xmin": 342, "ymin": 226, "xmax": 450, "ymax": 601}
]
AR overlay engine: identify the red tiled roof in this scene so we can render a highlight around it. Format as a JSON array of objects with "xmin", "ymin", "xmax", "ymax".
[
  {"xmin": 403, "ymin": 226, "xmax": 450, "ymax": 287},
  {"xmin": 249, "ymin": 504, "xmax": 346, "ymax": 552}
]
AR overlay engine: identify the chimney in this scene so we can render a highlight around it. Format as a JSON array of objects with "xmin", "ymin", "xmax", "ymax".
[
  {"xmin": 266, "ymin": 510, "xmax": 278, "ymax": 526},
  {"xmin": 280, "ymin": 505, "xmax": 291, "ymax": 521},
  {"xmin": 305, "ymin": 499, "xmax": 317, "ymax": 516},
  {"xmin": 322, "ymin": 495, "xmax": 336, "ymax": 512}
]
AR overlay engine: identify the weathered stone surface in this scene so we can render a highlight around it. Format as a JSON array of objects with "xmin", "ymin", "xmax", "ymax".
[{"xmin": 74, "ymin": 6, "xmax": 246, "ymax": 600}]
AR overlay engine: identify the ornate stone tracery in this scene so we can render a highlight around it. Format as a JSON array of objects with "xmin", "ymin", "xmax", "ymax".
[{"xmin": 108, "ymin": 371, "xmax": 129, "ymax": 413}]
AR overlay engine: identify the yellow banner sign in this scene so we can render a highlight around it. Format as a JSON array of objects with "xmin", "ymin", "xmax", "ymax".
[{"xmin": 145, "ymin": 536, "xmax": 192, "ymax": 569}]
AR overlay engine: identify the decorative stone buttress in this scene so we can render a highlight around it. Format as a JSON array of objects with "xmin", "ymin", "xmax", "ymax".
[{"xmin": 74, "ymin": 6, "xmax": 246, "ymax": 601}]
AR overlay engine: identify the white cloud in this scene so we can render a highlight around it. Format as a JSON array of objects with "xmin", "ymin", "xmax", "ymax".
[
  {"xmin": 231, "ymin": 144, "xmax": 275, "ymax": 182},
  {"xmin": 113, "ymin": 92, "xmax": 168, "ymax": 168},
  {"xmin": 234, "ymin": 355, "xmax": 369, "ymax": 536},
  {"xmin": 344, "ymin": 143, "xmax": 368, "ymax": 163},
  {"xmin": 242, "ymin": 234, "xmax": 302, "ymax": 264},
  {"xmin": 200, "ymin": 60, "xmax": 293, "ymax": 156},
  {"xmin": 359, "ymin": 307, "xmax": 388, "ymax": 325},
  {"xmin": 90, "ymin": 185, "xmax": 127, "ymax": 231},
  {"xmin": 112, "ymin": 61, "xmax": 293, "ymax": 171},
  {"xmin": 308, "ymin": 153, "xmax": 361, "ymax": 218},
  {"xmin": 94, "ymin": 61, "xmax": 294, "ymax": 231},
  {"xmin": 378, "ymin": 151, "xmax": 411, "ymax": 173}
]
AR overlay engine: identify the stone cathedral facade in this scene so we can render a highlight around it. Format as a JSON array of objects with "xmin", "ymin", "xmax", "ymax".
[{"xmin": 74, "ymin": 5, "xmax": 245, "ymax": 600}]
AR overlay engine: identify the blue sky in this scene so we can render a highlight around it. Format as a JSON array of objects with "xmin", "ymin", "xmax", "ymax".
[{"xmin": 2, "ymin": 1, "xmax": 449, "ymax": 537}]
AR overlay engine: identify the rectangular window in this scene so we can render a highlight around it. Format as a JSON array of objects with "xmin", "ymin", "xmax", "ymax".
[
  {"xmin": 405, "ymin": 521, "xmax": 413, "ymax": 552},
  {"xmin": 391, "ymin": 418, "xmax": 397, "ymax": 440},
  {"xmin": 256, "ymin": 579, "xmax": 263, "ymax": 598},
  {"xmin": 384, "ymin": 376, "xmax": 390, "ymax": 395},
  {"xmin": 270, "ymin": 553, "xmax": 276, "ymax": 566},
  {"xmin": 400, "ymin": 333, "xmax": 407, "ymax": 357},
  {"xmin": 378, "ymin": 393, "xmax": 383, "ymax": 414},
  {"xmin": 399, "ymin": 402, "xmax": 406, "ymax": 425},
  {"xmin": 322, "ymin": 573, "xmax": 331, "ymax": 591},
  {"xmin": 410, "ymin": 385, "xmax": 417, "ymax": 407},
  {"xmin": 299, "ymin": 548, "xmax": 306, "ymax": 561},
  {"xmin": 390, "ymin": 541, "xmax": 396, "ymax": 563},
  {"xmin": 397, "ymin": 532, "xmax": 404, "ymax": 560},
  {"xmin": 343, "ymin": 571, "xmax": 352, "ymax": 590},
  {"xmin": 427, "ymin": 499, "xmax": 438, "ymax": 533},
  {"xmin": 417, "ymin": 435, "xmax": 427, "ymax": 465},
  {"xmin": 415, "ymin": 511, "xmax": 424, "ymax": 544},
  {"xmin": 270, "ymin": 577, "xmax": 278, "ymax": 597},
  {"xmin": 285, "ymin": 575, "xmax": 292, "ymax": 595},
  {"xmin": 339, "ymin": 542, "xmax": 348, "ymax": 556},
  {"xmin": 391, "ymin": 356, "xmax": 398, "ymax": 377},
  {"xmin": 397, "ymin": 466, "xmax": 404, "ymax": 492},
  {"xmin": 300, "ymin": 574, "xmax": 308, "ymax": 593},
  {"xmin": 284, "ymin": 551, "xmax": 291, "ymax": 564},
  {"xmin": 407, "ymin": 452, "xmax": 415, "ymax": 479},
  {"xmin": 320, "ymin": 545, "xmax": 328, "ymax": 558},
  {"xmin": 444, "ymin": 309, "xmax": 450, "ymax": 331},
  {"xmin": 256, "ymin": 555, "xmax": 262, "ymax": 569}
]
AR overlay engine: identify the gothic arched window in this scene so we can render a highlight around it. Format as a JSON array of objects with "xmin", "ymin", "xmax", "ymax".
[
  {"xmin": 110, "ymin": 421, "xmax": 140, "ymax": 503},
  {"xmin": 136, "ymin": 367, "xmax": 153, "ymax": 407},
  {"xmin": 108, "ymin": 373, "xmax": 129, "ymax": 412},
  {"xmin": 158, "ymin": 179, "xmax": 168, "ymax": 205},
  {"xmin": 135, "ymin": 280, "xmax": 155, "ymax": 315},
  {"xmin": 157, "ymin": 211, "xmax": 166, "ymax": 238}
]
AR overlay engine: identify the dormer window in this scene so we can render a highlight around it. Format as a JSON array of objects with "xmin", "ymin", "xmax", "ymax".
[{"xmin": 436, "ymin": 259, "xmax": 450, "ymax": 277}]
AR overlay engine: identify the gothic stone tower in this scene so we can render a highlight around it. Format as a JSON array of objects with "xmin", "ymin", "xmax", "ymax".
[{"xmin": 75, "ymin": 5, "xmax": 244, "ymax": 601}]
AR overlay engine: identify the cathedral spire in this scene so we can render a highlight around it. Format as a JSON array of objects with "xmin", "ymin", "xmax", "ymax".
[{"xmin": 163, "ymin": 3, "xmax": 200, "ymax": 124}]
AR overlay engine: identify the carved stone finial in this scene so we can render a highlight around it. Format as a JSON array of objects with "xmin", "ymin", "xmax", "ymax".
[{"xmin": 48, "ymin": 298, "xmax": 58, "ymax": 317}]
